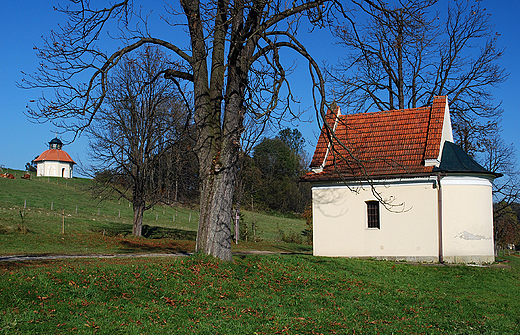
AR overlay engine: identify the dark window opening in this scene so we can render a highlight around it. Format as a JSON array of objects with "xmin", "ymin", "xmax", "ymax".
[{"xmin": 366, "ymin": 201, "xmax": 380, "ymax": 229}]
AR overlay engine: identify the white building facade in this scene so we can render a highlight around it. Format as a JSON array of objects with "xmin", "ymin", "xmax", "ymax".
[{"xmin": 311, "ymin": 175, "xmax": 495, "ymax": 264}]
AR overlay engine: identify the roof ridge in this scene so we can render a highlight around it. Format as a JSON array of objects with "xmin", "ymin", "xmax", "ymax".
[{"xmin": 346, "ymin": 105, "xmax": 430, "ymax": 116}]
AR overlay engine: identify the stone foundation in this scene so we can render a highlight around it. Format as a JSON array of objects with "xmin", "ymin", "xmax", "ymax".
[{"xmin": 332, "ymin": 255, "xmax": 495, "ymax": 265}]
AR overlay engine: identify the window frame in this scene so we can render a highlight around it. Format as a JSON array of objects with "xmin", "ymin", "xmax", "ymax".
[{"xmin": 366, "ymin": 200, "xmax": 380, "ymax": 229}]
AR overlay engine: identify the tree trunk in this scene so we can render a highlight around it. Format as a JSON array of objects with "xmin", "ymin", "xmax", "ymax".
[
  {"xmin": 196, "ymin": 159, "xmax": 237, "ymax": 261},
  {"xmin": 195, "ymin": 57, "xmax": 244, "ymax": 261},
  {"xmin": 195, "ymin": 96, "xmax": 242, "ymax": 261},
  {"xmin": 133, "ymin": 200, "xmax": 145, "ymax": 237},
  {"xmin": 396, "ymin": 9, "xmax": 405, "ymax": 110}
]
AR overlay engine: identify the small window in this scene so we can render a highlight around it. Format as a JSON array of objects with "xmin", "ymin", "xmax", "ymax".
[{"xmin": 366, "ymin": 201, "xmax": 380, "ymax": 229}]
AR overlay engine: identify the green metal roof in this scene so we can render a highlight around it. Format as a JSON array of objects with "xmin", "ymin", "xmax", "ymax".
[
  {"xmin": 433, "ymin": 141, "xmax": 502, "ymax": 178},
  {"xmin": 49, "ymin": 137, "xmax": 63, "ymax": 145}
]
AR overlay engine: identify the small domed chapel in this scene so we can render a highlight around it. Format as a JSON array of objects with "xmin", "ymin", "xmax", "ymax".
[{"xmin": 34, "ymin": 137, "xmax": 76, "ymax": 178}]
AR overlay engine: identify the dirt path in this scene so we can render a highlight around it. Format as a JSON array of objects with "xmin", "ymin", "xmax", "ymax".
[
  {"xmin": 0, "ymin": 250, "xmax": 285, "ymax": 262},
  {"xmin": 0, "ymin": 253, "xmax": 192, "ymax": 262}
]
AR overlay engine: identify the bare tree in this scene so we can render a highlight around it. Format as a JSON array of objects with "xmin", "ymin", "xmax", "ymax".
[
  {"xmin": 329, "ymin": 0, "xmax": 508, "ymax": 155},
  {"xmin": 480, "ymin": 133, "xmax": 519, "ymax": 204},
  {"xmin": 330, "ymin": 0, "xmax": 519, "ymax": 251},
  {"xmin": 476, "ymin": 130, "xmax": 518, "ymax": 193},
  {"xmin": 87, "ymin": 46, "xmax": 193, "ymax": 237},
  {"xmin": 22, "ymin": 0, "xmax": 340, "ymax": 260},
  {"xmin": 493, "ymin": 202, "xmax": 519, "ymax": 256}
]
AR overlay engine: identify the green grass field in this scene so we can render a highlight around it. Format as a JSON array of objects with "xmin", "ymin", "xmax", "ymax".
[
  {"xmin": 1, "ymin": 170, "xmax": 519, "ymax": 334},
  {"xmin": 1, "ymin": 254, "xmax": 519, "ymax": 334},
  {"xmin": 0, "ymin": 171, "xmax": 310, "ymax": 255}
]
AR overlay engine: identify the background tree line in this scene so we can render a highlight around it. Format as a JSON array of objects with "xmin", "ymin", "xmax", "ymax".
[{"xmin": 237, "ymin": 128, "xmax": 311, "ymax": 215}]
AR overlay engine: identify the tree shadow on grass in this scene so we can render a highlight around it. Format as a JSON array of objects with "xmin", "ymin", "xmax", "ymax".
[
  {"xmin": 118, "ymin": 239, "xmax": 195, "ymax": 254},
  {"xmin": 90, "ymin": 222, "xmax": 196, "ymax": 254},
  {"xmin": 274, "ymin": 244, "xmax": 313, "ymax": 254},
  {"xmin": 91, "ymin": 222, "xmax": 196, "ymax": 240},
  {"xmin": 142, "ymin": 225, "xmax": 196, "ymax": 240}
]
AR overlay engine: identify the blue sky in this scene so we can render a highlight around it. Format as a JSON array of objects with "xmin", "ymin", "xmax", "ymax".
[{"xmin": 0, "ymin": 1, "xmax": 519, "ymax": 175}]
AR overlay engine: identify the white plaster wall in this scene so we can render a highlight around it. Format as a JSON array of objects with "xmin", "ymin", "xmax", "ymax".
[
  {"xmin": 312, "ymin": 180, "xmax": 439, "ymax": 260},
  {"xmin": 37, "ymin": 161, "xmax": 73, "ymax": 178},
  {"xmin": 441, "ymin": 177, "xmax": 494, "ymax": 262},
  {"xmin": 48, "ymin": 164, "xmax": 56, "ymax": 177},
  {"xmin": 37, "ymin": 162, "xmax": 44, "ymax": 177}
]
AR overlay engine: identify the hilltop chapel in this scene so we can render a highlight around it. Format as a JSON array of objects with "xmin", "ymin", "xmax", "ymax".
[{"xmin": 34, "ymin": 137, "xmax": 76, "ymax": 178}]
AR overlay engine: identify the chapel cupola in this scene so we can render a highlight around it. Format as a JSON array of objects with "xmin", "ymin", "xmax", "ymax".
[{"xmin": 49, "ymin": 137, "xmax": 63, "ymax": 150}]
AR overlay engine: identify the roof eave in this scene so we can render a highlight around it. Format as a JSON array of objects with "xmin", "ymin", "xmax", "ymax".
[
  {"xmin": 431, "ymin": 169, "xmax": 502, "ymax": 179},
  {"xmin": 301, "ymin": 170, "xmax": 502, "ymax": 183},
  {"xmin": 301, "ymin": 171, "xmax": 435, "ymax": 183}
]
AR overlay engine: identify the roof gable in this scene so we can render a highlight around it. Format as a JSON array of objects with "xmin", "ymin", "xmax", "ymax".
[{"xmin": 304, "ymin": 96, "xmax": 451, "ymax": 181}]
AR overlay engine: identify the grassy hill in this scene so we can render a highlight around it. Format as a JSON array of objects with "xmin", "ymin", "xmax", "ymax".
[{"xmin": 0, "ymin": 170, "xmax": 310, "ymax": 255}]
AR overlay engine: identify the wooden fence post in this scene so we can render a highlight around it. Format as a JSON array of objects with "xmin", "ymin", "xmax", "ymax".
[{"xmin": 62, "ymin": 209, "xmax": 65, "ymax": 234}]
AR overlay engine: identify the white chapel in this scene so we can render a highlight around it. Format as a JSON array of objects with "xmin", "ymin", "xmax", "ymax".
[{"xmin": 34, "ymin": 137, "xmax": 76, "ymax": 178}]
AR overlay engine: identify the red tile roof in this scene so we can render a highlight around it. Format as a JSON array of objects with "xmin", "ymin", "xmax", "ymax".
[
  {"xmin": 303, "ymin": 96, "xmax": 447, "ymax": 181},
  {"xmin": 34, "ymin": 149, "xmax": 76, "ymax": 164}
]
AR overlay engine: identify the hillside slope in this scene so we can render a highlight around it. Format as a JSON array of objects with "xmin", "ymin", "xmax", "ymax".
[{"xmin": 0, "ymin": 171, "xmax": 309, "ymax": 255}]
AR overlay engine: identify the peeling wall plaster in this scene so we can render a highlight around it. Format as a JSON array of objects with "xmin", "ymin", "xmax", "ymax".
[{"xmin": 455, "ymin": 231, "xmax": 491, "ymax": 241}]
